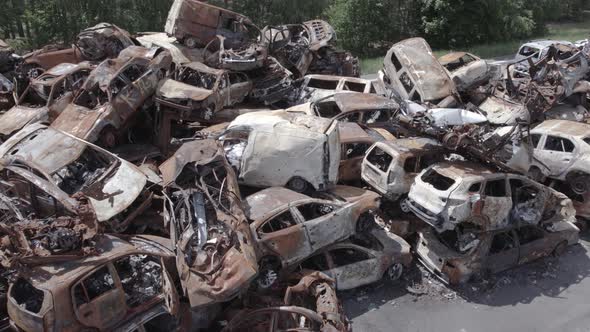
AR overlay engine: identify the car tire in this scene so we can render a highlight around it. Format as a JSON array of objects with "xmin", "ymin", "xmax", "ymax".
[
  {"xmin": 568, "ymin": 173, "xmax": 590, "ymax": 195},
  {"xmin": 527, "ymin": 167, "xmax": 545, "ymax": 183},
  {"xmin": 356, "ymin": 212, "xmax": 375, "ymax": 232},
  {"xmin": 385, "ymin": 263, "xmax": 403, "ymax": 281},
  {"xmin": 552, "ymin": 240, "xmax": 568, "ymax": 257},
  {"xmin": 287, "ymin": 177, "xmax": 310, "ymax": 193},
  {"xmin": 399, "ymin": 199, "xmax": 411, "ymax": 213},
  {"xmin": 257, "ymin": 259, "xmax": 280, "ymax": 290},
  {"xmin": 183, "ymin": 37, "xmax": 199, "ymax": 49}
]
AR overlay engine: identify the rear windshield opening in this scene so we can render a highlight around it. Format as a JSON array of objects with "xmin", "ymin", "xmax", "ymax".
[
  {"xmin": 421, "ymin": 169, "xmax": 455, "ymax": 191},
  {"xmin": 366, "ymin": 147, "xmax": 393, "ymax": 172},
  {"xmin": 342, "ymin": 81, "xmax": 366, "ymax": 92},
  {"xmin": 11, "ymin": 279, "xmax": 44, "ymax": 313},
  {"xmin": 307, "ymin": 78, "xmax": 339, "ymax": 90}
]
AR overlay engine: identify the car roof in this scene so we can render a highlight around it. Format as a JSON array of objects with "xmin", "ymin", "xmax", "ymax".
[
  {"xmin": 429, "ymin": 161, "xmax": 495, "ymax": 182},
  {"xmin": 25, "ymin": 235, "xmax": 173, "ymax": 290},
  {"xmin": 245, "ymin": 187, "xmax": 310, "ymax": 221},
  {"xmin": 183, "ymin": 61, "xmax": 225, "ymax": 76},
  {"xmin": 531, "ymin": 119, "xmax": 590, "ymax": 138},
  {"xmin": 377, "ymin": 137, "xmax": 443, "ymax": 154},
  {"xmin": 522, "ymin": 40, "xmax": 575, "ymax": 48},
  {"xmin": 338, "ymin": 122, "xmax": 373, "ymax": 144},
  {"xmin": 305, "ymin": 74, "xmax": 369, "ymax": 84},
  {"xmin": 438, "ymin": 52, "xmax": 478, "ymax": 65},
  {"xmin": 330, "ymin": 93, "xmax": 399, "ymax": 113}
]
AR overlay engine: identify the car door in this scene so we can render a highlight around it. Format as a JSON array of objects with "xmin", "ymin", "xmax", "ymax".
[
  {"xmin": 340, "ymin": 141, "xmax": 372, "ymax": 182},
  {"xmin": 228, "ymin": 72, "xmax": 251, "ymax": 106},
  {"xmin": 73, "ymin": 264, "xmax": 127, "ymax": 329},
  {"xmin": 514, "ymin": 226, "xmax": 551, "ymax": 265},
  {"xmin": 508, "ymin": 177, "xmax": 546, "ymax": 226},
  {"xmin": 535, "ymin": 135, "xmax": 576, "ymax": 176},
  {"xmin": 254, "ymin": 208, "xmax": 314, "ymax": 265},
  {"xmin": 480, "ymin": 177, "xmax": 512, "ymax": 230},
  {"xmin": 293, "ymin": 200, "xmax": 356, "ymax": 253},
  {"xmin": 324, "ymin": 246, "xmax": 381, "ymax": 290},
  {"xmin": 484, "ymin": 230, "xmax": 519, "ymax": 273}
]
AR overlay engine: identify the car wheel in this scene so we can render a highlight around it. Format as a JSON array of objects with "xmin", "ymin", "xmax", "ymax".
[
  {"xmin": 527, "ymin": 167, "xmax": 545, "ymax": 183},
  {"xmin": 385, "ymin": 263, "xmax": 403, "ymax": 281},
  {"xmin": 287, "ymin": 177, "xmax": 310, "ymax": 193},
  {"xmin": 552, "ymin": 240, "xmax": 568, "ymax": 257},
  {"xmin": 184, "ymin": 37, "xmax": 199, "ymax": 49},
  {"xmin": 356, "ymin": 212, "xmax": 375, "ymax": 232},
  {"xmin": 98, "ymin": 126, "xmax": 118, "ymax": 148},
  {"xmin": 568, "ymin": 173, "xmax": 590, "ymax": 195},
  {"xmin": 257, "ymin": 262, "xmax": 279, "ymax": 289},
  {"xmin": 399, "ymin": 199, "xmax": 411, "ymax": 213}
]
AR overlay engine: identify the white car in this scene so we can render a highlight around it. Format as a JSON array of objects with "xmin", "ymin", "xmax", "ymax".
[
  {"xmin": 405, "ymin": 161, "xmax": 576, "ymax": 233},
  {"xmin": 529, "ymin": 120, "xmax": 590, "ymax": 194},
  {"xmin": 514, "ymin": 40, "xmax": 576, "ymax": 76}
]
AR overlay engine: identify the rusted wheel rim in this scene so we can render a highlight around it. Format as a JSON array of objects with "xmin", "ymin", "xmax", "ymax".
[
  {"xmin": 387, "ymin": 263, "xmax": 403, "ymax": 281},
  {"xmin": 257, "ymin": 268, "xmax": 278, "ymax": 289}
]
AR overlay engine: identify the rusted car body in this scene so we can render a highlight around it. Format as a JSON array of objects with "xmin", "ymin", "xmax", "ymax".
[
  {"xmin": 248, "ymin": 56, "xmax": 295, "ymax": 106},
  {"xmin": 0, "ymin": 124, "xmax": 151, "ymax": 231},
  {"xmin": 338, "ymin": 122, "xmax": 394, "ymax": 182},
  {"xmin": 244, "ymin": 186, "xmax": 380, "ymax": 288},
  {"xmin": 297, "ymin": 74, "xmax": 386, "ymax": 104},
  {"xmin": 298, "ymin": 227, "xmax": 411, "ymax": 290},
  {"xmin": 439, "ymin": 52, "xmax": 498, "ymax": 92},
  {"xmin": 0, "ymin": 62, "xmax": 94, "ymax": 140},
  {"xmin": 406, "ymin": 162, "xmax": 577, "ymax": 233},
  {"xmin": 7, "ymin": 234, "xmax": 180, "ymax": 331},
  {"xmin": 156, "ymin": 62, "xmax": 252, "ymax": 119},
  {"xmin": 222, "ymin": 110, "xmax": 340, "ymax": 192},
  {"xmin": 51, "ymin": 47, "xmax": 172, "ymax": 146},
  {"xmin": 165, "ymin": 0, "xmax": 257, "ymax": 49},
  {"xmin": 415, "ymin": 222, "xmax": 579, "ymax": 284},
  {"xmin": 288, "ymin": 93, "xmax": 401, "ymax": 132},
  {"xmin": 21, "ymin": 23, "xmax": 135, "ymax": 74},
  {"xmin": 381, "ymin": 38, "xmax": 458, "ymax": 107},
  {"xmin": 159, "ymin": 139, "xmax": 258, "ymax": 308},
  {"xmin": 362, "ymin": 138, "xmax": 446, "ymax": 203},
  {"xmin": 529, "ymin": 120, "xmax": 590, "ymax": 194},
  {"xmin": 223, "ymin": 271, "xmax": 350, "ymax": 332}
]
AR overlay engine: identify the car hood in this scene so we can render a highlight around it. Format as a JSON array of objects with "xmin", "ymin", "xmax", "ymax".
[
  {"xmin": 156, "ymin": 78, "xmax": 213, "ymax": 102},
  {"xmin": 0, "ymin": 105, "xmax": 49, "ymax": 136}
]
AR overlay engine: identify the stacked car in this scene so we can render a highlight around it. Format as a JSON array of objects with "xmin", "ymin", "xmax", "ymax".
[{"xmin": 0, "ymin": 0, "xmax": 589, "ymax": 331}]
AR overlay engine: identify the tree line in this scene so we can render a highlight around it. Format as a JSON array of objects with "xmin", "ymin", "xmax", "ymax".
[{"xmin": 1, "ymin": 0, "xmax": 588, "ymax": 56}]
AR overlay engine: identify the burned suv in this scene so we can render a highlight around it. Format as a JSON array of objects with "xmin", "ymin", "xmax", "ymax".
[{"xmin": 406, "ymin": 162, "xmax": 577, "ymax": 232}]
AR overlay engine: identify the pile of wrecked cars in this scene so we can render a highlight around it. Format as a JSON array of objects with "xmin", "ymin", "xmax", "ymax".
[{"xmin": 1, "ymin": 0, "xmax": 590, "ymax": 331}]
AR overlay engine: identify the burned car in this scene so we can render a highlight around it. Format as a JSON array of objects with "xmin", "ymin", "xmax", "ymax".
[
  {"xmin": 405, "ymin": 162, "xmax": 577, "ymax": 233},
  {"xmin": 338, "ymin": 122, "xmax": 395, "ymax": 183},
  {"xmin": 51, "ymin": 47, "xmax": 172, "ymax": 147},
  {"xmin": 165, "ymin": 0, "xmax": 258, "ymax": 49},
  {"xmin": 361, "ymin": 138, "xmax": 446, "ymax": 204},
  {"xmin": 20, "ymin": 23, "xmax": 135, "ymax": 76},
  {"xmin": 529, "ymin": 120, "xmax": 590, "ymax": 194},
  {"xmin": 245, "ymin": 186, "xmax": 380, "ymax": 288},
  {"xmin": 223, "ymin": 271, "xmax": 350, "ymax": 332},
  {"xmin": 288, "ymin": 93, "xmax": 401, "ymax": 132},
  {"xmin": 159, "ymin": 139, "xmax": 258, "ymax": 308},
  {"xmin": 438, "ymin": 52, "xmax": 499, "ymax": 92},
  {"xmin": 0, "ymin": 62, "xmax": 94, "ymax": 140},
  {"xmin": 381, "ymin": 37, "xmax": 458, "ymax": 107},
  {"xmin": 7, "ymin": 234, "xmax": 180, "ymax": 332},
  {"xmin": 415, "ymin": 222, "xmax": 579, "ymax": 284},
  {"xmin": 222, "ymin": 110, "xmax": 340, "ymax": 192},
  {"xmin": 155, "ymin": 62, "xmax": 252, "ymax": 120},
  {"xmin": 297, "ymin": 74, "xmax": 385, "ymax": 104},
  {"xmin": 298, "ymin": 227, "xmax": 411, "ymax": 290},
  {"xmin": 263, "ymin": 20, "xmax": 359, "ymax": 78},
  {"xmin": 0, "ymin": 124, "xmax": 152, "ymax": 232}
]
